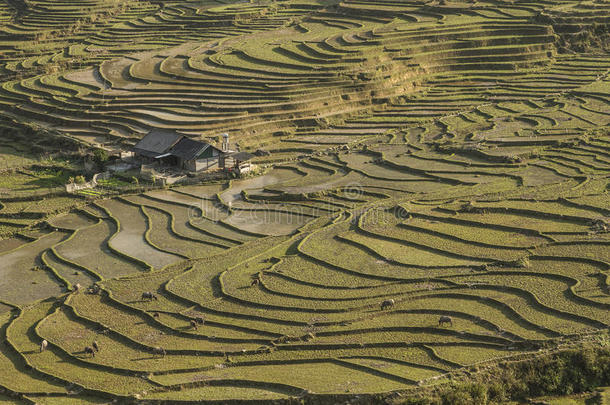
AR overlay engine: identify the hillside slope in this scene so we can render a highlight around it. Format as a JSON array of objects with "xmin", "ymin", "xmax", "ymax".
[{"xmin": 0, "ymin": 0, "xmax": 609, "ymax": 403}]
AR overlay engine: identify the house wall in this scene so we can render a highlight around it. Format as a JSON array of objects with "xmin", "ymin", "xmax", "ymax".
[
  {"xmin": 223, "ymin": 157, "xmax": 235, "ymax": 170},
  {"xmin": 238, "ymin": 162, "xmax": 252, "ymax": 175},
  {"xmin": 185, "ymin": 156, "xmax": 219, "ymax": 172},
  {"xmin": 186, "ymin": 147, "xmax": 220, "ymax": 172}
]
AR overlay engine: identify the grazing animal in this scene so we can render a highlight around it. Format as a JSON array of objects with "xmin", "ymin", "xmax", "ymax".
[
  {"xmin": 438, "ymin": 316, "xmax": 453, "ymax": 327},
  {"xmin": 250, "ymin": 278, "xmax": 260, "ymax": 287},
  {"xmin": 40, "ymin": 339, "xmax": 48, "ymax": 353},
  {"xmin": 380, "ymin": 299, "xmax": 395, "ymax": 310},
  {"xmin": 195, "ymin": 316, "xmax": 204, "ymax": 325},
  {"xmin": 84, "ymin": 346, "xmax": 95, "ymax": 357},
  {"xmin": 73, "ymin": 283, "xmax": 81, "ymax": 293},
  {"xmin": 92, "ymin": 341, "xmax": 99, "ymax": 352},
  {"xmin": 190, "ymin": 320, "xmax": 198, "ymax": 330},
  {"xmin": 87, "ymin": 284, "xmax": 100, "ymax": 295},
  {"xmin": 141, "ymin": 292, "xmax": 158, "ymax": 301},
  {"xmin": 152, "ymin": 346, "xmax": 166, "ymax": 357},
  {"xmin": 152, "ymin": 312, "xmax": 160, "ymax": 318}
]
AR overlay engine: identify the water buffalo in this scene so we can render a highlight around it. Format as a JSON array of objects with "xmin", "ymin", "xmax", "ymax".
[
  {"xmin": 152, "ymin": 346, "xmax": 166, "ymax": 357},
  {"xmin": 141, "ymin": 292, "xmax": 158, "ymax": 301},
  {"xmin": 84, "ymin": 346, "xmax": 95, "ymax": 357},
  {"xmin": 87, "ymin": 284, "xmax": 100, "ymax": 295},
  {"xmin": 92, "ymin": 341, "xmax": 99, "ymax": 352},
  {"xmin": 380, "ymin": 299, "xmax": 395, "ymax": 310},
  {"xmin": 438, "ymin": 316, "xmax": 453, "ymax": 327}
]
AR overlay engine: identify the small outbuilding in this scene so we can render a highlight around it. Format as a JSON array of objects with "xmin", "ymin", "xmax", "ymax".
[{"xmin": 222, "ymin": 151, "xmax": 255, "ymax": 174}]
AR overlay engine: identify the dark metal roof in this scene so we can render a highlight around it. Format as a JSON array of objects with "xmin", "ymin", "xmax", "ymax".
[
  {"xmin": 228, "ymin": 151, "xmax": 255, "ymax": 162},
  {"xmin": 169, "ymin": 137, "xmax": 218, "ymax": 161},
  {"xmin": 133, "ymin": 129, "xmax": 183, "ymax": 157}
]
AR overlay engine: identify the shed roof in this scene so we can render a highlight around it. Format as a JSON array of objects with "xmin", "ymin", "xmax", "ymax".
[
  {"xmin": 228, "ymin": 151, "xmax": 256, "ymax": 162},
  {"xmin": 133, "ymin": 129, "xmax": 183, "ymax": 158},
  {"xmin": 169, "ymin": 137, "xmax": 220, "ymax": 161}
]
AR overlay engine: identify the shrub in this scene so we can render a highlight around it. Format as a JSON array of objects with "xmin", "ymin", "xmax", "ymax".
[
  {"xmin": 401, "ymin": 397, "xmax": 438, "ymax": 405},
  {"xmin": 399, "ymin": 346, "xmax": 610, "ymax": 404},
  {"xmin": 440, "ymin": 386, "xmax": 475, "ymax": 405},
  {"xmin": 486, "ymin": 381, "xmax": 508, "ymax": 402},
  {"xmin": 93, "ymin": 149, "xmax": 109, "ymax": 164}
]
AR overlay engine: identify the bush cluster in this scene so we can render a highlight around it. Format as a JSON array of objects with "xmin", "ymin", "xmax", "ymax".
[{"xmin": 399, "ymin": 347, "xmax": 610, "ymax": 405}]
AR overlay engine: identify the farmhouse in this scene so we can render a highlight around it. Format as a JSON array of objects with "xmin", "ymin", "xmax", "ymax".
[{"xmin": 133, "ymin": 129, "xmax": 222, "ymax": 172}]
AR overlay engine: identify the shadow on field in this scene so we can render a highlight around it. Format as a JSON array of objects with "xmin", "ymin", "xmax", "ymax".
[
  {"xmin": 71, "ymin": 349, "xmax": 92, "ymax": 358},
  {"xmin": 131, "ymin": 356, "xmax": 157, "ymax": 361}
]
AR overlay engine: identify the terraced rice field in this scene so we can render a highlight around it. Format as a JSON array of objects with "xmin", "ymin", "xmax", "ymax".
[{"xmin": 0, "ymin": 0, "xmax": 609, "ymax": 403}]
